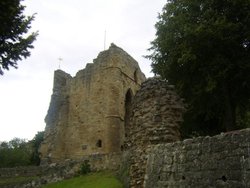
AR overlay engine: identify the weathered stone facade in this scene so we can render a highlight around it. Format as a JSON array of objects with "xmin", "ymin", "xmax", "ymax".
[
  {"xmin": 126, "ymin": 78, "xmax": 185, "ymax": 187},
  {"xmin": 40, "ymin": 44, "xmax": 146, "ymax": 163},
  {"xmin": 145, "ymin": 129, "xmax": 250, "ymax": 188}
]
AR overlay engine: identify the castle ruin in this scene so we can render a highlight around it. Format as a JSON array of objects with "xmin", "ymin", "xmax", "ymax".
[
  {"xmin": 37, "ymin": 44, "xmax": 250, "ymax": 188},
  {"xmin": 40, "ymin": 44, "xmax": 146, "ymax": 163}
]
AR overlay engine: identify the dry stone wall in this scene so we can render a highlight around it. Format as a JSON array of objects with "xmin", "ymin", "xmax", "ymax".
[
  {"xmin": 40, "ymin": 44, "xmax": 146, "ymax": 164},
  {"xmin": 0, "ymin": 153, "xmax": 121, "ymax": 188},
  {"xmin": 145, "ymin": 129, "xmax": 250, "ymax": 188},
  {"xmin": 126, "ymin": 78, "xmax": 185, "ymax": 188},
  {"xmin": 0, "ymin": 162, "xmax": 78, "ymax": 188},
  {"xmin": 0, "ymin": 166, "xmax": 43, "ymax": 178}
]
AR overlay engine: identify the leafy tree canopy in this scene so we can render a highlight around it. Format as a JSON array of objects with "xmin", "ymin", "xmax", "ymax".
[
  {"xmin": 148, "ymin": 0, "xmax": 250, "ymax": 137},
  {"xmin": 0, "ymin": 131, "xmax": 44, "ymax": 167},
  {"xmin": 30, "ymin": 131, "xmax": 44, "ymax": 165},
  {"xmin": 0, "ymin": 0, "xmax": 38, "ymax": 75},
  {"xmin": 0, "ymin": 138, "xmax": 31, "ymax": 167}
]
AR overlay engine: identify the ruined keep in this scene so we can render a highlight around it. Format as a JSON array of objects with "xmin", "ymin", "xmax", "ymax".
[{"xmin": 39, "ymin": 44, "xmax": 146, "ymax": 163}]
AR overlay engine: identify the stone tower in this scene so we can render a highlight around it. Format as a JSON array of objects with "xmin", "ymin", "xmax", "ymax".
[
  {"xmin": 40, "ymin": 44, "xmax": 146, "ymax": 163},
  {"xmin": 126, "ymin": 78, "xmax": 185, "ymax": 187}
]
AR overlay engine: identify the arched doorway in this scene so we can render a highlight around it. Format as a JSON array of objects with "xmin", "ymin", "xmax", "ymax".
[
  {"xmin": 124, "ymin": 89, "xmax": 133, "ymax": 138},
  {"xmin": 134, "ymin": 69, "xmax": 138, "ymax": 84}
]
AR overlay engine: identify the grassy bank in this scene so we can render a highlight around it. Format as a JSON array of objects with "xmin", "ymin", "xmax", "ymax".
[{"xmin": 41, "ymin": 172, "xmax": 123, "ymax": 188}]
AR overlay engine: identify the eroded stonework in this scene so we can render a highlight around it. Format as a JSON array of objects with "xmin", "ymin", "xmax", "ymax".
[
  {"xmin": 40, "ymin": 44, "xmax": 146, "ymax": 163},
  {"xmin": 145, "ymin": 129, "xmax": 250, "ymax": 188},
  {"xmin": 125, "ymin": 78, "xmax": 185, "ymax": 188}
]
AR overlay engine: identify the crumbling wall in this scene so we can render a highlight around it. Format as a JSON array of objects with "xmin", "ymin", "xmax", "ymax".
[
  {"xmin": 145, "ymin": 128, "xmax": 250, "ymax": 188},
  {"xmin": 0, "ymin": 153, "xmax": 121, "ymax": 188},
  {"xmin": 126, "ymin": 78, "xmax": 185, "ymax": 187},
  {"xmin": 40, "ymin": 44, "xmax": 146, "ymax": 163}
]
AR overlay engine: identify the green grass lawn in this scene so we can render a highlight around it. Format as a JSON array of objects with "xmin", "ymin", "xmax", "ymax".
[{"xmin": 41, "ymin": 172, "xmax": 123, "ymax": 188}]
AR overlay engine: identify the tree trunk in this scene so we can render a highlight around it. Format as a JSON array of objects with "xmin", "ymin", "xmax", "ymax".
[{"xmin": 222, "ymin": 85, "xmax": 236, "ymax": 131}]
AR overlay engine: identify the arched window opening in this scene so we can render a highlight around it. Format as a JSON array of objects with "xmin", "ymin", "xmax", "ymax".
[
  {"xmin": 134, "ymin": 69, "xmax": 138, "ymax": 83},
  {"xmin": 96, "ymin": 139, "xmax": 102, "ymax": 148}
]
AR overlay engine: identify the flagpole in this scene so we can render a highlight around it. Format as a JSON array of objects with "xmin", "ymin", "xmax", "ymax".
[{"xmin": 104, "ymin": 30, "xmax": 106, "ymax": 50}]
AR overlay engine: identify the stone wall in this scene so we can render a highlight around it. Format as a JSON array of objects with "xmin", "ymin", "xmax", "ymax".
[
  {"xmin": 0, "ymin": 166, "xmax": 43, "ymax": 178},
  {"xmin": 126, "ymin": 78, "xmax": 185, "ymax": 187},
  {"xmin": 80, "ymin": 152, "xmax": 122, "ymax": 172},
  {"xmin": 40, "ymin": 43, "xmax": 146, "ymax": 163},
  {"xmin": 0, "ymin": 163, "xmax": 78, "ymax": 188},
  {"xmin": 0, "ymin": 152, "xmax": 122, "ymax": 188},
  {"xmin": 145, "ymin": 129, "xmax": 250, "ymax": 188}
]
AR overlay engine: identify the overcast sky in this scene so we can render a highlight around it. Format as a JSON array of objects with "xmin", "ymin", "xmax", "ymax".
[{"xmin": 0, "ymin": 0, "xmax": 166, "ymax": 141}]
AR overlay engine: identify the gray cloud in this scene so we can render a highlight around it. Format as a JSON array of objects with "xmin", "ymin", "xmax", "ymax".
[{"xmin": 0, "ymin": 0, "xmax": 165, "ymax": 141}]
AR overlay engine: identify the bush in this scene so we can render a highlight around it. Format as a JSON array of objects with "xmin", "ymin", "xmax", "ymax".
[{"xmin": 79, "ymin": 160, "xmax": 91, "ymax": 175}]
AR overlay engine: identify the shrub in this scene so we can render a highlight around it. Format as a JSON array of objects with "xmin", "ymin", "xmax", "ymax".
[{"xmin": 79, "ymin": 160, "xmax": 91, "ymax": 175}]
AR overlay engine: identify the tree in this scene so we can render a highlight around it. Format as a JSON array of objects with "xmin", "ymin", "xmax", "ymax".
[
  {"xmin": 147, "ymin": 0, "xmax": 250, "ymax": 136},
  {"xmin": 0, "ymin": 138, "xmax": 32, "ymax": 167},
  {"xmin": 0, "ymin": 0, "xmax": 38, "ymax": 75},
  {"xmin": 30, "ymin": 131, "xmax": 44, "ymax": 165},
  {"xmin": 0, "ymin": 132, "xmax": 44, "ymax": 167}
]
